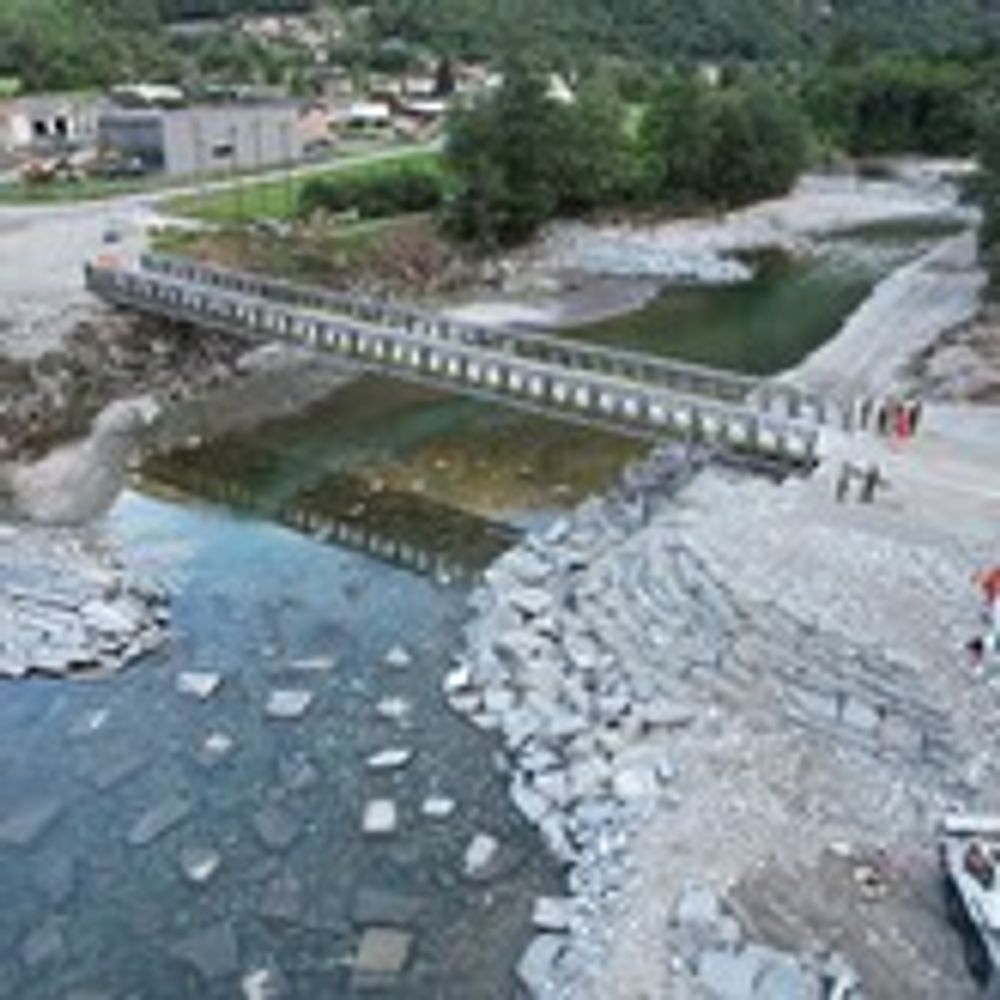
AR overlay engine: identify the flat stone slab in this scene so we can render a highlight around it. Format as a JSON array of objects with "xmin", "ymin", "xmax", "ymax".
[
  {"xmin": 289, "ymin": 655, "xmax": 337, "ymax": 673},
  {"xmin": 366, "ymin": 748, "xmax": 414, "ymax": 772},
  {"xmin": 463, "ymin": 833, "xmax": 501, "ymax": 881},
  {"xmin": 351, "ymin": 888, "xmax": 425, "ymax": 927},
  {"xmin": 420, "ymin": 797, "xmax": 457, "ymax": 820},
  {"xmin": 77, "ymin": 746, "xmax": 149, "ymax": 792},
  {"xmin": 252, "ymin": 803, "xmax": 301, "ymax": 851},
  {"xmin": 265, "ymin": 690, "xmax": 314, "ymax": 720},
  {"xmin": 277, "ymin": 754, "xmax": 319, "ymax": 792},
  {"xmin": 199, "ymin": 732, "xmax": 236, "ymax": 765},
  {"xmin": 362, "ymin": 800, "xmax": 398, "ymax": 836},
  {"xmin": 354, "ymin": 927, "xmax": 413, "ymax": 976},
  {"xmin": 258, "ymin": 872, "xmax": 304, "ymax": 924},
  {"xmin": 127, "ymin": 795, "xmax": 193, "ymax": 847},
  {"xmin": 241, "ymin": 965, "xmax": 289, "ymax": 999},
  {"xmin": 176, "ymin": 672, "xmax": 223, "ymax": 700},
  {"xmin": 169, "ymin": 922, "xmax": 240, "ymax": 980},
  {"xmin": 532, "ymin": 897, "xmax": 573, "ymax": 933},
  {"xmin": 516, "ymin": 935, "xmax": 565, "ymax": 995},
  {"xmin": 180, "ymin": 846, "xmax": 222, "ymax": 885},
  {"xmin": 21, "ymin": 918, "xmax": 66, "ymax": 969},
  {"xmin": 374, "ymin": 697, "xmax": 411, "ymax": 722},
  {"xmin": 384, "ymin": 645, "xmax": 413, "ymax": 670},
  {"xmin": 0, "ymin": 797, "xmax": 62, "ymax": 847}
]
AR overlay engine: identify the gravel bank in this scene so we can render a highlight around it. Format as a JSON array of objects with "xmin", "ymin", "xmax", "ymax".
[
  {"xmin": 450, "ymin": 168, "xmax": 975, "ymax": 331},
  {"xmin": 450, "ymin": 430, "xmax": 996, "ymax": 998}
]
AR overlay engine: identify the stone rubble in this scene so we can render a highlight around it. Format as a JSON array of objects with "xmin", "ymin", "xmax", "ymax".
[
  {"xmin": 0, "ymin": 525, "xmax": 168, "ymax": 680},
  {"xmin": 447, "ymin": 444, "xmax": 890, "ymax": 998}
]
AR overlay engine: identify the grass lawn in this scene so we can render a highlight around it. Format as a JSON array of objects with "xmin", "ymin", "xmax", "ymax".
[
  {"xmin": 0, "ymin": 174, "xmax": 174, "ymax": 205},
  {"xmin": 165, "ymin": 148, "xmax": 442, "ymax": 225}
]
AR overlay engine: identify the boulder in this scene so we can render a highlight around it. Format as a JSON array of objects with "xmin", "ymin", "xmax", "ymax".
[
  {"xmin": 463, "ymin": 833, "xmax": 501, "ymax": 881},
  {"xmin": 366, "ymin": 748, "xmax": 414, "ymax": 772},
  {"xmin": 180, "ymin": 846, "xmax": 222, "ymax": 885},
  {"xmin": 363, "ymin": 800, "xmax": 398, "ymax": 836},
  {"xmin": 264, "ymin": 690, "xmax": 314, "ymax": 720},
  {"xmin": 532, "ymin": 897, "xmax": 573, "ymax": 933},
  {"xmin": 176, "ymin": 672, "xmax": 223, "ymax": 700},
  {"xmin": 421, "ymin": 797, "xmax": 457, "ymax": 820},
  {"xmin": 170, "ymin": 922, "xmax": 240, "ymax": 980}
]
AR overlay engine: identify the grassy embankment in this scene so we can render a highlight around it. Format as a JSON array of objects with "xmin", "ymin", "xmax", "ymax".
[
  {"xmin": 164, "ymin": 148, "xmax": 442, "ymax": 224},
  {"xmin": 154, "ymin": 146, "xmax": 458, "ymax": 292}
]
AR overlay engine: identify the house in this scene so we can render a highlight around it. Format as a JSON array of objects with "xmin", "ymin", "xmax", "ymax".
[
  {"xmin": 108, "ymin": 84, "xmax": 186, "ymax": 109},
  {"xmin": 334, "ymin": 101, "xmax": 393, "ymax": 133},
  {"xmin": 97, "ymin": 102, "xmax": 304, "ymax": 177},
  {"xmin": 0, "ymin": 95, "xmax": 97, "ymax": 154}
]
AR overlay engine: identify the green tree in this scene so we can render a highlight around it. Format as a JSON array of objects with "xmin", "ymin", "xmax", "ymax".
[
  {"xmin": 553, "ymin": 72, "xmax": 632, "ymax": 211},
  {"xmin": 641, "ymin": 76, "xmax": 807, "ymax": 208},
  {"xmin": 639, "ymin": 76, "xmax": 715, "ymax": 205},
  {"xmin": 443, "ymin": 61, "xmax": 568, "ymax": 246}
]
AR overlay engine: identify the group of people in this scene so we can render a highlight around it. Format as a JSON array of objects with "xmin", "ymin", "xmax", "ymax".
[
  {"xmin": 834, "ymin": 461, "xmax": 887, "ymax": 505},
  {"xmin": 968, "ymin": 565, "xmax": 1000, "ymax": 671},
  {"xmin": 856, "ymin": 397, "xmax": 923, "ymax": 441}
]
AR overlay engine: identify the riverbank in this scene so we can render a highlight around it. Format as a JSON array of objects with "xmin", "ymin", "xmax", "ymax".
[
  {"xmin": 443, "ymin": 200, "xmax": 1000, "ymax": 996},
  {"xmin": 450, "ymin": 422, "xmax": 1000, "ymax": 999},
  {"xmin": 447, "ymin": 166, "xmax": 975, "ymax": 332}
]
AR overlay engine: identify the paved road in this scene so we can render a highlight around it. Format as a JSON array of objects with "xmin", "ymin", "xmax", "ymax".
[{"xmin": 0, "ymin": 142, "xmax": 438, "ymax": 360}]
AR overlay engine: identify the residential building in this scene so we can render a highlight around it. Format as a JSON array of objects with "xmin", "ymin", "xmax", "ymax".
[{"xmin": 0, "ymin": 95, "xmax": 97, "ymax": 154}]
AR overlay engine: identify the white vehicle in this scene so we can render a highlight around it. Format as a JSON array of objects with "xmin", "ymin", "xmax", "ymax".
[{"xmin": 940, "ymin": 814, "xmax": 1000, "ymax": 996}]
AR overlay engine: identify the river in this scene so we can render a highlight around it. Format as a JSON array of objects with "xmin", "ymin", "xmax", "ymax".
[{"xmin": 0, "ymin": 221, "xmax": 956, "ymax": 998}]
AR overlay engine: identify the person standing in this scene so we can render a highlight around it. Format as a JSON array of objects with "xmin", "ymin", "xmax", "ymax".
[
  {"xmin": 859, "ymin": 464, "xmax": 883, "ymax": 504},
  {"xmin": 894, "ymin": 402, "xmax": 912, "ymax": 442},
  {"xmin": 835, "ymin": 462, "xmax": 852, "ymax": 503},
  {"xmin": 875, "ymin": 401, "xmax": 890, "ymax": 436}
]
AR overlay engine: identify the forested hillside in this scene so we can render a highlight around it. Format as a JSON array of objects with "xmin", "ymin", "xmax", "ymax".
[
  {"xmin": 1, "ymin": 0, "xmax": 997, "ymax": 93},
  {"xmin": 358, "ymin": 0, "xmax": 995, "ymax": 60}
]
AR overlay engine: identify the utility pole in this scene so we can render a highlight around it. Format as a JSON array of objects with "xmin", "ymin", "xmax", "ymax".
[
  {"xmin": 253, "ymin": 115, "xmax": 264, "ymax": 222},
  {"xmin": 280, "ymin": 120, "xmax": 294, "ymax": 222},
  {"xmin": 230, "ymin": 124, "xmax": 243, "ymax": 227}
]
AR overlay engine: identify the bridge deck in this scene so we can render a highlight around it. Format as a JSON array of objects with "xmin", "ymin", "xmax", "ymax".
[
  {"xmin": 141, "ymin": 253, "xmax": 852, "ymax": 428},
  {"xmin": 85, "ymin": 257, "xmax": 831, "ymax": 466}
]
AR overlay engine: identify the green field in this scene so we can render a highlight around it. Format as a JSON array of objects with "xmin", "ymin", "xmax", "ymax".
[{"xmin": 165, "ymin": 148, "xmax": 441, "ymax": 225}]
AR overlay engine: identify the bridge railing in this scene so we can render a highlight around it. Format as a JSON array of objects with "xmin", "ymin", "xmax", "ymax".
[
  {"xmin": 139, "ymin": 253, "xmax": 851, "ymax": 428},
  {"xmin": 88, "ymin": 261, "xmax": 822, "ymax": 467}
]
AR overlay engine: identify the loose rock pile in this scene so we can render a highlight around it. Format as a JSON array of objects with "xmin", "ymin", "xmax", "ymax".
[
  {"xmin": 0, "ymin": 524, "xmax": 167, "ymax": 679},
  {"xmin": 445, "ymin": 446, "xmax": 720, "ymax": 996},
  {"xmin": 446, "ymin": 444, "xmax": 890, "ymax": 998}
]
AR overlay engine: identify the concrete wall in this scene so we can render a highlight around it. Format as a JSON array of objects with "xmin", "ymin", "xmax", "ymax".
[
  {"xmin": 97, "ymin": 104, "xmax": 304, "ymax": 177},
  {"xmin": 161, "ymin": 105, "xmax": 303, "ymax": 177}
]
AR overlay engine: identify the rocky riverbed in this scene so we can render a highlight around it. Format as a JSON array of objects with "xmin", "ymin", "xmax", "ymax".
[{"xmin": 445, "ymin": 423, "xmax": 999, "ymax": 998}]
